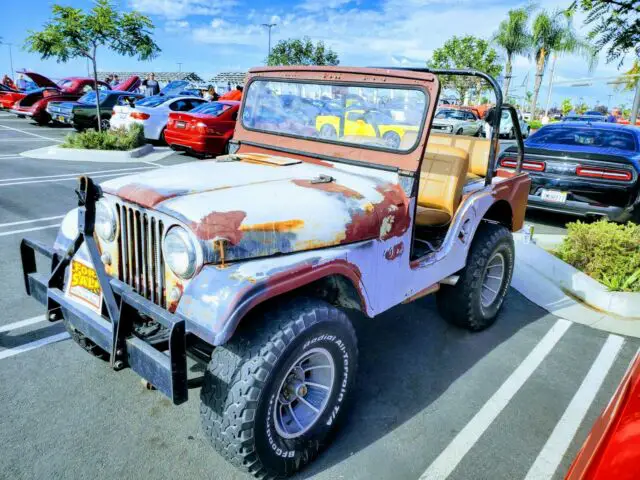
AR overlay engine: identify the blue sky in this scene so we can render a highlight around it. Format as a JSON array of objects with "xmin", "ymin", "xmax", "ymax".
[{"xmin": 0, "ymin": 0, "xmax": 636, "ymax": 109}]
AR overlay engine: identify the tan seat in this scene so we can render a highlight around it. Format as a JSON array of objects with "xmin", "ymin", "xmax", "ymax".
[
  {"xmin": 428, "ymin": 133, "xmax": 491, "ymax": 178},
  {"xmin": 415, "ymin": 144, "xmax": 469, "ymax": 226}
]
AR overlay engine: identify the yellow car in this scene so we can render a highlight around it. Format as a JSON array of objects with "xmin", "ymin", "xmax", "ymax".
[{"xmin": 315, "ymin": 109, "xmax": 419, "ymax": 149}]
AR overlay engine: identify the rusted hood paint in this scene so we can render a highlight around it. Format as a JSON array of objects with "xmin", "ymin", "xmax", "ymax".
[{"xmin": 101, "ymin": 155, "xmax": 409, "ymax": 263}]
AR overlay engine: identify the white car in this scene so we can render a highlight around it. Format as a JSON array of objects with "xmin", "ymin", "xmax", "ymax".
[
  {"xmin": 483, "ymin": 109, "xmax": 530, "ymax": 139},
  {"xmin": 111, "ymin": 94, "xmax": 207, "ymax": 141},
  {"xmin": 431, "ymin": 108, "xmax": 483, "ymax": 136}
]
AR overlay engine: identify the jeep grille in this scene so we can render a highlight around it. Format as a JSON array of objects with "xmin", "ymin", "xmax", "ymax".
[{"xmin": 115, "ymin": 202, "xmax": 166, "ymax": 307}]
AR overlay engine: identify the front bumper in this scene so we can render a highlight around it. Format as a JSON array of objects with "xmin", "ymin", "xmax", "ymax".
[
  {"xmin": 10, "ymin": 108, "xmax": 32, "ymax": 117},
  {"xmin": 48, "ymin": 111, "xmax": 73, "ymax": 124},
  {"xmin": 20, "ymin": 236, "xmax": 188, "ymax": 405},
  {"xmin": 527, "ymin": 194, "xmax": 635, "ymax": 222}
]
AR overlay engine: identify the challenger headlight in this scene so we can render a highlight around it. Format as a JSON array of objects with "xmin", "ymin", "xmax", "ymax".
[
  {"xmin": 163, "ymin": 226, "xmax": 200, "ymax": 279},
  {"xmin": 95, "ymin": 200, "xmax": 117, "ymax": 242}
]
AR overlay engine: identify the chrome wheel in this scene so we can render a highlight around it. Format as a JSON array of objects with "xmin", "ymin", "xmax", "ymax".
[
  {"xmin": 481, "ymin": 252, "xmax": 505, "ymax": 308},
  {"xmin": 100, "ymin": 118, "xmax": 110, "ymax": 130},
  {"xmin": 273, "ymin": 347, "xmax": 335, "ymax": 439}
]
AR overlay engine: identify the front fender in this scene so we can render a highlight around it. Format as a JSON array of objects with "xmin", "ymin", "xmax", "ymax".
[{"xmin": 177, "ymin": 247, "xmax": 370, "ymax": 346}]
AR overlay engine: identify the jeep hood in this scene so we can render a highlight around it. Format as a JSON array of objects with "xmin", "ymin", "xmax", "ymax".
[{"xmin": 101, "ymin": 154, "xmax": 409, "ymax": 263}]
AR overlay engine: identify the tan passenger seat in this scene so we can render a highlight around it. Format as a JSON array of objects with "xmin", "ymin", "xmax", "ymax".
[
  {"xmin": 415, "ymin": 144, "xmax": 469, "ymax": 226},
  {"xmin": 428, "ymin": 134, "xmax": 490, "ymax": 182}
]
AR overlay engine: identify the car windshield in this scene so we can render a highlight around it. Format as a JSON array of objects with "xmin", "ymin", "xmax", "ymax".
[
  {"xmin": 57, "ymin": 79, "xmax": 74, "ymax": 89},
  {"xmin": 135, "ymin": 96, "xmax": 167, "ymax": 108},
  {"xmin": 529, "ymin": 126, "xmax": 637, "ymax": 151},
  {"xmin": 78, "ymin": 91, "xmax": 108, "ymax": 105},
  {"xmin": 242, "ymin": 79, "xmax": 427, "ymax": 152},
  {"xmin": 435, "ymin": 109, "xmax": 467, "ymax": 120},
  {"xmin": 190, "ymin": 102, "xmax": 232, "ymax": 116}
]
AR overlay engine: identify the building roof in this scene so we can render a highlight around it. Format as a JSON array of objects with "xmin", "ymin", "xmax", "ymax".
[
  {"xmin": 208, "ymin": 72, "xmax": 247, "ymax": 87},
  {"xmin": 98, "ymin": 72, "xmax": 205, "ymax": 84}
]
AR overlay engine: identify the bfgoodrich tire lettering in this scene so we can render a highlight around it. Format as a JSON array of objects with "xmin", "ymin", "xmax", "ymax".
[
  {"xmin": 436, "ymin": 222, "xmax": 514, "ymax": 330},
  {"xmin": 200, "ymin": 298, "xmax": 358, "ymax": 479}
]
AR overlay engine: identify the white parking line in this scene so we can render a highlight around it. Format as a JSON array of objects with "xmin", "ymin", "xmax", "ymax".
[
  {"xmin": 0, "ymin": 332, "xmax": 70, "ymax": 360},
  {"xmin": 0, "ymin": 165, "xmax": 151, "ymax": 183},
  {"xmin": 524, "ymin": 334, "xmax": 625, "ymax": 480},
  {"xmin": 0, "ymin": 124, "xmax": 62, "ymax": 142},
  {"xmin": 419, "ymin": 319, "xmax": 573, "ymax": 480},
  {"xmin": 0, "ymin": 224, "xmax": 60, "ymax": 237},
  {"xmin": 0, "ymin": 171, "xmax": 141, "ymax": 187},
  {"xmin": 0, "ymin": 215, "xmax": 65, "ymax": 228},
  {"xmin": 0, "ymin": 137, "xmax": 56, "ymax": 142},
  {"xmin": 0, "ymin": 315, "xmax": 45, "ymax": 333}
]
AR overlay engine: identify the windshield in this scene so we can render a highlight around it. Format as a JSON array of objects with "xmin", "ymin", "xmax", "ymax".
[
  {"xmin": 242, "ymin": 79, "xmax": 427, "ymax": 152},
  {"xmin": 135, "ymin": 96, "xmax": 167, "ymax": 108},
  {"xmin": 529, "ymin": 126, "xmax": 637, "ymax": 151},
  {"xmin": 435, "ymin": 109, "xmax": 467, "ymax": 120},
  {"xmin": 57, "ymin": 79, "xmax": 74, "ymax": 90},
  {"xmin": 78, "ymin": 91, "xmax": 108, "ymax": 105},
  {"xmin": 190, "ymin": 102, "xmax": 232, "ymax": 116}
]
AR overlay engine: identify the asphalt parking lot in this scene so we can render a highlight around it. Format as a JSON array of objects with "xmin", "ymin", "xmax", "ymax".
[{"xmin": 0, "ymin": 114, "xmax": 636, "ymax": 480}]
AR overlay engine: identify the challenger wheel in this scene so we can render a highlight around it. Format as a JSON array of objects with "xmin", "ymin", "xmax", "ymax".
[
  {"xmin": 319, "ymin": 124, "xmax": 337, "ymax": 140},
  {"xmin": 456, "ymin": 127, "xmax": 464, "ymax": 135},
  {"xmin": 436, "ymin": 222, "xmax": 514, "ymax": 330},
  {"xmin": 383, "ymin": 131, "xmax": 401, "ymax": 149},
  {"xmin": 200, "ymin": 298, "xmax": 358, "ymax": 479}
]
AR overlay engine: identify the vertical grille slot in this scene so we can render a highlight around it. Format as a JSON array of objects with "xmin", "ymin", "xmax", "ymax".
[{"xmin": 115, "ymin": 202, "xmax": 165, "ymax": 307}]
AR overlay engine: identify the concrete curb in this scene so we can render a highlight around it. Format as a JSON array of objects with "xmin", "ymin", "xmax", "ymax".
[
  {"xmin": 512, "ymin": 233, "xmax": 640, "ymax": 338},
  {"xmin": 20, "ymin": 144, "xmax": 174, "ymax": 163}
]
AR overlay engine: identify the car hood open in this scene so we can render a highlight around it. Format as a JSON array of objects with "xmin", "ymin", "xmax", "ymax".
[
  {"xmin": 114, "ymin": 75, "xmax": 141, "ymax": 92},
  {"xmin": 18, "ymin": 71, "xmax": 59, "ymax": 90},
  {"xmin": 101, "ymin": 154, "xmax": 409, "ymax": 263}
]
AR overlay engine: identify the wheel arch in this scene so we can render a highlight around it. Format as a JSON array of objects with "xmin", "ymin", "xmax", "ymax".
[{"xmin": 482, "ymin": 199, "xmax": 513, "ymax": 230}]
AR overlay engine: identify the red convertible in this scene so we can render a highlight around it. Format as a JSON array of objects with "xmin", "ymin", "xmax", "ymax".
[
  {"xmin": 6, "ymin": 71, "xmax": 115, "ymax": 125},
  {"xmin": 566, "ymin": 352, "xmax": 640, "ymax": 480},
  {"xmin": 165, "ymin": 100, "xmax": 239, "ymax": 157}
]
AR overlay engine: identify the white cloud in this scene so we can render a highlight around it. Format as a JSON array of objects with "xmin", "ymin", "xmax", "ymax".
[
  {"xmin": 298, "ymin": 0, "xmax": 353, "ymax": 12},
  {"xmin": 129, "ymin": 0, "xmax": 237, "ymax": 20},
  {"xmin": 165, "ymin": 20, "xmax": 190, "ymax": 32}
]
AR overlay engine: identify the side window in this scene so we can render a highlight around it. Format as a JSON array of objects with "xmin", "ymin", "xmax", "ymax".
[{"xmin": 466, "ymin": 112, "xmax": 476, "ymax": 121}]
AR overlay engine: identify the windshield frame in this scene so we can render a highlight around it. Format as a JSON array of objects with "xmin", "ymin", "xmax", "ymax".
[{"xmin": 240, "ymin": 76, "xmax": 430, "ymax": 159}]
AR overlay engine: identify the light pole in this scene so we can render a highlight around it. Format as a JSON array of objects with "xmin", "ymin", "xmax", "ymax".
[
  {"xmin": 177, "ymin": 62, "xmax": 183, "ymax": 73},
  {"xmin": 1, "ymin": 41, "xmax": 14, "ymax": 79},
  {"xmin": 261, "ymin": 23, "xmax": 277, "ymax": 59}
]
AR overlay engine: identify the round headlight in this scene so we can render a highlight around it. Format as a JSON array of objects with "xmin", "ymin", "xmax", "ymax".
[
  {"xmin": 95, "ymin": 200, "xmax": 117, "ymax": 242},
  {"xmin": 163, "ymin": 226, "xmax": 199, "ymax": 279}
]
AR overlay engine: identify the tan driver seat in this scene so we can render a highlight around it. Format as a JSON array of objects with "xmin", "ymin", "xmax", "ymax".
[{"xmin": 415, "ymin": 144, "xmax": 469, "ymax": 226}]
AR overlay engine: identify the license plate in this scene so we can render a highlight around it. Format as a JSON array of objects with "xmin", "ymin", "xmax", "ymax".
[
  {"xmin": 67, "ymin": 260, "xmax": 102, "ymax": 312},
  {"xmin": 540, "ymin": 189, "xmax": 567, "ymax": 203},
  {"xmin": 176, "ymin": 121, "xmax": 186, "ymax": 129},
  {"xmin": 57, "ymin": 115, "xmax": 66, "ymax": 123}
]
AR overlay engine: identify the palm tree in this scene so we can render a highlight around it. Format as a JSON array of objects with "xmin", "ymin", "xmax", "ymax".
[
  {"xmin": 530, "ymin": 9, "xmax": 595, "ymax": 119},
  {"xmin": 492, "ymin": 7, "xmax": 532, "ymax": 100}
]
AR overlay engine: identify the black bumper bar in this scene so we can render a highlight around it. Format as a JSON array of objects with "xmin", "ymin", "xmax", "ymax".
[{"xmin": 19, "ymin": 177, "xmax": 188, "ymax": 405}]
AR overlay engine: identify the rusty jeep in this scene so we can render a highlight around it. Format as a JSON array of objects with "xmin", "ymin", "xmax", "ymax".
[{"xmin": 20, "ymin": 66, "xmax": 529, "ymax": 478}]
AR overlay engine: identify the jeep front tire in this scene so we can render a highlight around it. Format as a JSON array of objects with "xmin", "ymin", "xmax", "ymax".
[
  {"xmin": 436, "ymin": 222, "xmax": 514, "ymax": 330},
  {"xmin": 200, "ymin": 298, "xmax": 358, "ymax": 479}
]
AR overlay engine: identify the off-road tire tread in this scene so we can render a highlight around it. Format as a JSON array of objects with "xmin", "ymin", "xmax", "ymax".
[
  {"xmin": 200, "ymin": 297, "xmax": 357, "ymax": 479},
  {"xmin": 437, "ymin": 222, "xmax": 513, "ymax": 331}
]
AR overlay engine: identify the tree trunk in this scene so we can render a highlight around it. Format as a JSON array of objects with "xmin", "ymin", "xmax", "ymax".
[
  {"xmin": 530, "ymin": 49, "xmax": 546, "ymax": 120},
  {"xmin": 91, "ymin": 52, "xmax": 101, "ymax": 133},
  {"xmin": 503, "ymin": 53, "xmax": 512, "ymax": 100},
  {"xmin": 544, "ymin": 55, "xmax": 558, "ymax": 118}
]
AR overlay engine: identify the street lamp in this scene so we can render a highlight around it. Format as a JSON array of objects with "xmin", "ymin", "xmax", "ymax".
[
  {"xmin": 261, "ymin": 23, "xmax": 277, "ymax": 59},
  {"xmin": 1, "ymin": 41, "xmax": 14, "ymax": 79},
  {"xmin": 177, "ymin": 62, "xmax": 183, "ymax": 73}
]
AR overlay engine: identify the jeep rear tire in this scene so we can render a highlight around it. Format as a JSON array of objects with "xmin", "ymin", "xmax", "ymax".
[
  {"xmin": 200, "ymin": 298, "xmax": 358, "ymax": 479},
  {"xmin": 436, "ymin": 222, "xmax": 514, "ymax": 330}
]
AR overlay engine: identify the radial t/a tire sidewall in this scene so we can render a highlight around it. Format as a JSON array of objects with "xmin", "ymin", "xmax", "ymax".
[
  {"xmin": 254, "ymin": 321, "xmax": 357, "ymax": 475},
  {"xmin": 474, "ymin": 234, "xmax": 514, "ymax": 323}
]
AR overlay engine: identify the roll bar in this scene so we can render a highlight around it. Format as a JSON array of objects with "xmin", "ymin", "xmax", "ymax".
[{"xmin": 386, "ymin": 67, "xmax": 525, "ymax": 185}]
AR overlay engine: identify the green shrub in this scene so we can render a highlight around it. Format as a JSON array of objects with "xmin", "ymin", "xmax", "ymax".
[
  {"xmin": 528, "ymin": 120, "xmax": 543, "ymax": 130},
  {"xmin": 61, "ymin": 124, "xmax": 145, "ymax": 151},
  {"xmin": 555, "ymin": 220, "xmax": 640, "ymax": 292}
]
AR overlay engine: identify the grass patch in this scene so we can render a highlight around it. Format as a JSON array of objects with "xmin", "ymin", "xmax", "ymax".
[
  {"xmin": 61, "ymin": 124, "xmax": 145, "ymax": 151},
  {"xmin": 555, "ymin": 220, "xmax": 640, "ymax": 292}
]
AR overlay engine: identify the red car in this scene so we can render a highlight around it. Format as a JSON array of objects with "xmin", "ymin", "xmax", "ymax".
[
  {"xmin": 165, "ymin": 100, "xmax": 240, "ymax": 157},
  {"xmin": 7, "ymin": 71, "xmax": 113, "ymax": 125},
  {"xmin": 566, "ymin": 352, "xmax": 640, "ymax": 480}
]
